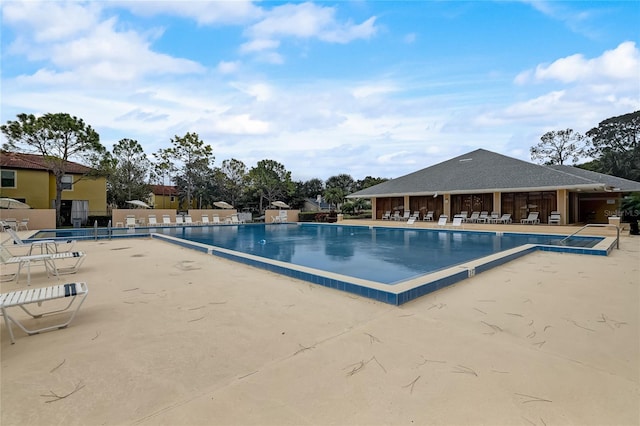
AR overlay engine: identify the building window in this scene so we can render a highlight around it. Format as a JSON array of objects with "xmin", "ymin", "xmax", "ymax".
[
  {"xmin": 1, "ymin": 170, "xmax": 16, "ymax": 188},
  {"xmin": 170, "ymin": 196, "xmax": 175, "ymax": 202},
  {"xmin": 61, "ymin": 175, "xmax": 73, "ymax": 190}
]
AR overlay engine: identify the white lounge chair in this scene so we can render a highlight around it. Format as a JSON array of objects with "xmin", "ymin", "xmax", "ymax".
[
  {"xmin": 381, "ymin": 211, "xmax": 391, "ymax": 220},
  {"xmin": 1, "ymin": 282, "xmax": 89, "ymax": 344},
  {"xmin": 3, "ymin": 218, "xmax": 18, "ymax": 231},
  {"xmin": 548, "ymin": 211, "xmax": 561, "ymax": 225},
  {"xmin": 487, "ymin": 212, "xmax": 500, "ymax": 223},
  {"xmin": 423, "ymin": 211, "xmax": 434, "ymax": 221},
  {"xmin": 495, "ymin": 214, "xmax": 512, "ymax": 224},
  {"xmin": 407, "ymin": 217, "xmax": 416, "ymax": 226},
  {"xmin": 174, "ymin": 216, "xmax": 184, "ymax": 226},
  {"xmin": 476, "ymin": 211, "xmax": 489, "ymax": 223},
  {"xmin": 17, "ymin": 218, "xmax": 29, "ymax": 231},
  {"xmin": 184, "ymin": 215, "xmax": 194, "ymax": 225},
  {"xmin": 126, "ymin": 216, "xmax": 136, "ymax": 229},
  {"xmin": 449, "ymin": 216, "xmax": 463, "ymax": 228},
  {"xmin": 148, "ymin": 215, "xmax": 158, "ymax": 226},
  {"xmin": 162, "ymin": 215, "xmax": 172, "ymax": 226},
  {"xmin": 230, "ymin": 215, "xmax": 240, "ymax": 224},
  {"xmin": 212, "ymin": 216, "xmax": 221, "ymax": 225},
  {"xmin": 521, "ymin": 212, "xmax": 540, "ymax": 224},
  {"xmin": 1, "ymin": 245, "xmax": 86, "ymax": 285},
  {"xmin": 1, "ymin": 223, "xmax": 77, "ymax": 254},
  {"xmin": 436, "ymin": 215, "xmax": 448, "ymax": 226},
  {"xmin": 201, "ymin": 215, "xmax": 210, "ymax": 225},
  {"xmin": 467, "ymin": 212, "xmax": 480, "ymax": 223},
  {"xmin": 458, "ymin": 211, "xmax": 469, "ymax": 222}
]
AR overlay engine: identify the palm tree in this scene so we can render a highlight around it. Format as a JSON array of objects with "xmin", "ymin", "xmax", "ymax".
[{"xmin": 324, "ymin": 187, "xmax": 344, "ymax": 211}]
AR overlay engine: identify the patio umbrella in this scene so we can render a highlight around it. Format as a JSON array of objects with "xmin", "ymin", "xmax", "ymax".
[
  {"xmin": 126, "ymin": 200, "xmax": 151, "ymax": 209},
  {"xmin": 271, "ymin": 201, "xmax": 290, "ymax": 209},
  {"xmin": 0, "ymin": 198, "xmax": 31, "ymax": 209},
  {"xmin": 214, "ymin": 201, "xmax": 234, "ymax": 209}
]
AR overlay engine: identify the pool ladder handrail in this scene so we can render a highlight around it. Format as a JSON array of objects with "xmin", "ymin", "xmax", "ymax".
[{"xmin": 558, "ymin": 223, "xmax": 619, "ymax": 249}]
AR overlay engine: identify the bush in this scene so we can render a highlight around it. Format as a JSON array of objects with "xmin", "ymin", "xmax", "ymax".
[{"xmin": 298, "ymin": 212, "xmax": 318, "ymax": 222}]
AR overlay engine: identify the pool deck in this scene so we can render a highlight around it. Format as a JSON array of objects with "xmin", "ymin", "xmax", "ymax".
[{"xmin": 1, "ymin": 220, "xmax": 639, "ymax": 425}]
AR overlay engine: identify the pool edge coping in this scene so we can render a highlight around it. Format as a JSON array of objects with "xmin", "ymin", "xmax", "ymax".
[{"xmin": 149, "ymin": 228, "xmax": 616, "ymax": 306}]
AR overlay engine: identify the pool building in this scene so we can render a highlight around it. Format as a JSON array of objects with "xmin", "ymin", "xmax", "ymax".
[{"xmin": 348, "ymin": 149, "xmax": 640, "ymax": 225}]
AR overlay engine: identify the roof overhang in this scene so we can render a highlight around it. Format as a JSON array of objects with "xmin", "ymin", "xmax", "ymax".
[{"xmin": 347, "ymin": 183, "xmax": 616, "ymax": 199}]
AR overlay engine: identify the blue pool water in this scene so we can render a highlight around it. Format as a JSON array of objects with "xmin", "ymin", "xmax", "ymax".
[{"xmin": 33, "ymin": 223, "xmax": 603, "ymax": 285}]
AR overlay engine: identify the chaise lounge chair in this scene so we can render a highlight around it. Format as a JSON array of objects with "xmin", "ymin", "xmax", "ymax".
[
  {"xmin": 1, "ymin": 282, "xmax": 89, "ymax": 344},
  {"xmin": 450, "ymin": 216, "xmax": 463, "ymax": 228},
  {"xmin": 148, "ymin": 215, "xmax": 158, "ymax": 226},
  {"xmin": 548, "ymin": 211, "xmax": 561, "ymax": 225},
  {"xmin": 423, "ymin": 211, "xmax": 434, "ymax": 221},
  {"xmin": 0, "ymin": 246, "xmax": 86, "ymax": 285},
  {"xmin": 126, "ymin": 216, "xmax": 136, "ymax": 229},
  {"xmin": 381, "ymin": 211, "xmax": 391, "ymax": 220},
  {"xmin": 436, "ymin": 215, "xmax": 448, "ymax": 226},
  {"xmin": 494, "ymin": 214, "xmax": 512, "ymax": 224},
  {"xmin": 476, "ymin": 211, "xmax": 490, "ymax": 223},
  {"xmin": 521, "ymin": 212, "xmax": 540, "ymax": 224},
  {"xmin": 487, "ymin": 212, "xmax": 500, "ymax": 223},
  {"xmin": 467, "ymin": 211, "xmax": 480, "ymax": 223},
  {"xmin": 201, "ymin": 215, "xmax": 210, "ymax": 225},
  {"xmin": 162, "ymin": 215, "xmax": 172, "ymax": 226},
  {"xmin": 1, "ymin": 222, "xmax": 77, "ymax": 254}
]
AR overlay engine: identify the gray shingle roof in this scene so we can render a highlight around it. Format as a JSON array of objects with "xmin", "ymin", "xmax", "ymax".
[{"xmin": 348, "ymin": 149, "xmax": 640, "ymax": 197}]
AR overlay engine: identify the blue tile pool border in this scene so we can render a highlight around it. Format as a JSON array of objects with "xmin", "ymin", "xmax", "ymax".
[{"xmin": 149, "ymin": 227, "xmax": 615, "ymax": 306}]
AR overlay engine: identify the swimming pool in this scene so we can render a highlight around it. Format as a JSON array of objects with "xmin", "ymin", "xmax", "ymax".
[
  {"xmin": 30, "ymin": 223, "xmax": 611, "ymax": 305},
  {"xmin": 147, "ymin": 224, "xmax": 601, "ymax": 284}
]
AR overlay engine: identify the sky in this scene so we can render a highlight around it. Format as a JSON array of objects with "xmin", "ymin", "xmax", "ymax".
[{"xmin": 1, "ymin": 1, "xmax": 639, "ymax": 182}]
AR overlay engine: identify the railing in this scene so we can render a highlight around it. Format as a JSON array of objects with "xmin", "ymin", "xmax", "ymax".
[{"xmin": 558, "ymin": 223, "xmax": 620, "ymax": 249}]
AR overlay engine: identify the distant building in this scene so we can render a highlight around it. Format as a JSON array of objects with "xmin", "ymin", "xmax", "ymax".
[
  {"xmin": 149, "ymin": 184, "xmax": 180, "ymax": 209},
  {"xmin": 0, "ymin": 151, "xmax": 107, "ymax": 225},
  {"xmin": 303, "ymin": 197, "xmax": 331, "ymax": 212}
]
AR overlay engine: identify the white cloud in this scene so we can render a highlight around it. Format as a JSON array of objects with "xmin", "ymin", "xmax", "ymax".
[
  {"xmin": 2, "ymin": 1, "xmax": 100, "ymax": 42},
  {"xmin": 6, "ymin": 13, "xmax": 205, "ymax": 86},
  {"xmin": 231, "ymin": 82, "xmax": 274, "ymax": 102},
  {"xmin": 516, "ymin": 41, "xmax": 639, "ymax": 84},
  {"xmin": 217, "ymin": 61, "xmax": 240, "ymax": 74},
  {"xmin": 240, "ymin": 38, "xmax": 280, "ymax": 53},
  {"xmin": 110, "ymin": 0, "xmax": 263, "ymax": 25},
  {"xmin": 352, "ymin": 83, "xmax": 399, "ymax": 99},
  {"xmin": 243, "ymin": 2, "xmax": 378, "ymax": 56}
]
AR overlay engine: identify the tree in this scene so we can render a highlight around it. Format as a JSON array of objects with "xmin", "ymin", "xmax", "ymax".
[
  {"xmin": 301, "ymin": 178, "xmax": 325, "ymax": 199},
  {"xmin": 324, "ymin": 187, "xmax": 344, "ymax": 211},
  {"xmin": 585, "ymin": 111, "xmax": 640, "ymax": 181},
  {"xmin": 108, "ymin": 139, "xmax": 151, "ymax": 207},
  {"xmin": 219, "ymin": 159, "xmax": 248, "ymax": 208},
  {"xmin": 155, "ymin": 132, "xmax": 214, "ymax": 209},
  {"xmin": 247, "ymin": 159, "xmax": 294, "ymax": 212},
  {"xmin": 325, "ymin": 173, "xmax": 354, "ymax": 210},
  {"xmin": 530, "ymin": 129, "xmax": 585, "ymax": 165},
  {"xmin": 354, "ymin": 176, "xmax": 388, "ymax": 191},
  {"xmin": 1, "ymin": 113, "xmax": 105, "ymax": 226}
]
